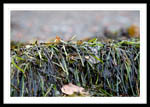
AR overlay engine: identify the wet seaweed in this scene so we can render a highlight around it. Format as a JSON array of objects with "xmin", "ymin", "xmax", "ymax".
[{"xmin": 10, "ymin": 38, "xmax": 140, "ymax": 97}]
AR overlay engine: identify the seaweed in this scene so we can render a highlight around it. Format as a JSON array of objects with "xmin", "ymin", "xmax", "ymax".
[{"xmin": 10, "ymin": 38, "xmax": 140, "ymax": 97}]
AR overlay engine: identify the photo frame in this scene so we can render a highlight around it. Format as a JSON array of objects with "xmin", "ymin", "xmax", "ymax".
[{"xmin": 3, "ymin": 3, "xmax": 147, "ymax": 104}]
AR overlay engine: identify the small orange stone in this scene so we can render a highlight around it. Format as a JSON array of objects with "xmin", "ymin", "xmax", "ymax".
[
  {"xmin": 77, "ymin": 40, "xmax": 83, "ymax": 45},
  {"xmin": 55, "ymin": 36, "xmax": 61, "ymax": 44},
  {"xmin": 128, "ymin": 25, "xmax": 140, "ymax": 38},
  {"xmin": 56, "ymin": 36, "xmax": 61, "ymax": 41}
]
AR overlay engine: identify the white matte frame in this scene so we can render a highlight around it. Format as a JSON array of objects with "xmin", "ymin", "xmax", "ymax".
[{"xmin": 4, "ymin": 3, "xmax": 147, "ymax": 104}]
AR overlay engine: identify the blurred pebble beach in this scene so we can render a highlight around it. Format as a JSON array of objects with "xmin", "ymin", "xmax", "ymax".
[{"xmin": 11, "ymin": 11, "xmax": 140, "ymax": 43}]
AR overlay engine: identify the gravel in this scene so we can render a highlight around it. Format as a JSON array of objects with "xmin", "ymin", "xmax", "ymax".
[{"xmin": 11, "ymin": 11, "xmax": 140, "ymax": 42}]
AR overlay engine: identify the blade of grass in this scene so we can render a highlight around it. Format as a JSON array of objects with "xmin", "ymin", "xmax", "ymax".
[
  {"xmin": 20, "ymin": 74, "xmax": 24, "ymax": 97},
  {"xmin": 11, "ymin": 58, "xmax": 25, "ymax": 73},
  {"xmin": 44, "ymin": 84, "xmax": 54, "ymax": 97},
  {"xmin": 76, "ymin": 48, "xmax": 84, "ymax": 67},
  {"xmin": 90, "ymin": 54, "xmax": 104, "ymax": 64}
]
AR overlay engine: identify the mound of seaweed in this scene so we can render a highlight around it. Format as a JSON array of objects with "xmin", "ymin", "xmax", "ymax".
[{"xmin": 10, "ymin": 38, "xmax": 140, "ymax": 97}]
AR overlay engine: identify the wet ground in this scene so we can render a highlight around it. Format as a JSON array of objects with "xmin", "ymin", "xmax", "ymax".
[{"xmin": 11, "ymin": 11, "xmax": 140, "ymax": 42}]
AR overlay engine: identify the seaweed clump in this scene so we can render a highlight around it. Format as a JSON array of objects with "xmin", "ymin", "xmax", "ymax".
[{"xmin": 10, "ymin": 37, "xmax": 140, "ymax": 97}]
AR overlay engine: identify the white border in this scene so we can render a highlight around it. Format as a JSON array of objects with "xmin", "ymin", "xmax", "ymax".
[{"xmin": 4, "ymin": 4, "xmax": 147, "ymax": 104}]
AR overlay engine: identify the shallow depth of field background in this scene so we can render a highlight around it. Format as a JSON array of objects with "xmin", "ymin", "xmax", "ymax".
[{"xmin": 11, "ymin": 11, "xmax": 140, "ymax": 42}]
